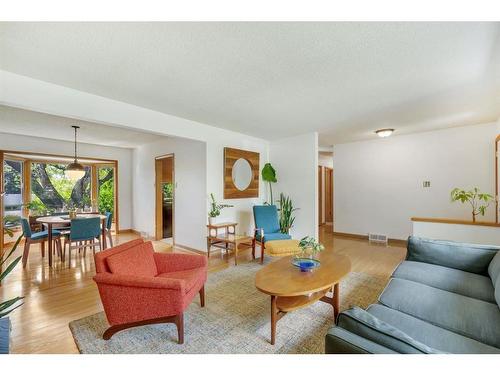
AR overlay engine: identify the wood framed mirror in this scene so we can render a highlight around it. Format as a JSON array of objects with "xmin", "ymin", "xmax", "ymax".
[{"xmin": 224, "ymin": 147, "xmax": 260, "ymax": 199}]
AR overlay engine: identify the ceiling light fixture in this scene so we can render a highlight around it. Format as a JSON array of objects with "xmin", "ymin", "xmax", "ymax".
[
  {"xmin": 65, "ymin": 125, "xmax": 86, "ymax": 181},
  {"xmin": 375, "ymin": 128, "xmax": 395, "ymax": 138}
]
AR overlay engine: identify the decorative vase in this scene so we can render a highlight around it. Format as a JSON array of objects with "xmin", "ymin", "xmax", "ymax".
[{"xmin": 0, "ymin": 317, "xmax": 11, "ymax": 354}]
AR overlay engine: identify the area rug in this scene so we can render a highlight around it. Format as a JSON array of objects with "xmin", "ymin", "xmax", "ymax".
[{"xmin": 69, "ymin": 261, "xmax": 387, "ymax": 354}]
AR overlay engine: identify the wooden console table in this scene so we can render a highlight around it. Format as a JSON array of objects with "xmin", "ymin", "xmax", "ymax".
[{"xmin": 206, "ymin": 222, "xmax": 254, "ymax": 265}]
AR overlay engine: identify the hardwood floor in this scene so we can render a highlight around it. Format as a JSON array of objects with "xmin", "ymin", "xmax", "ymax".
[{"xmin": 0, "ymin": 225, "xmax": 406, "ymax": 354}]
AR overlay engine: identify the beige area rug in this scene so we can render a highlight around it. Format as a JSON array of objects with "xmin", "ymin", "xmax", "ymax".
[{"xmin": 69, "ymin": 261, "xmax": 387, "ymax": 354}]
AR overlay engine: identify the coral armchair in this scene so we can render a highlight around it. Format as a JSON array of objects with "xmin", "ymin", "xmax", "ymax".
[{"xmin": 93, "ymin": 239, "xmax": 207, "ymax": 343}]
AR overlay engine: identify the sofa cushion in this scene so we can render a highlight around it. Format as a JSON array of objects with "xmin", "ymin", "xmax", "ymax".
[
  {"xmin": 489, "ymin": 251, "xmax": 500, "ymax": 285},
  {"xmin": 392, "ymin": 261, "xmax": 495, "ymax": 303},
  {"xmin": 495, "ymin": 277, "xmax": 500, "ymax": 308},
  {"xmin": 407, "ymin": 236, "xmax": 499, "ymax": 275},
  {"xmin": 367, "ymin": 304, "xmax": 500, "ymax": 354},
  {"xmin": 106, "ymin": 242, "xmax": 158, "ymax": 278},
  {"xmin": 336, "ymin": 306, "xmax": 444, "ymax": 353},
  {"xmin": 379, "ymin": 278, "xmax": 500, "ymax": 348}
]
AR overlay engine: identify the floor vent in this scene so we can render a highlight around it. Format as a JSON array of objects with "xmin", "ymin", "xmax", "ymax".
[{"xmin": 368, "ymin": 233, "xmax": 388, "ymax": 244}]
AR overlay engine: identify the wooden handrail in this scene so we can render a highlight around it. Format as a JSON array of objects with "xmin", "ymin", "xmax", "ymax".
[{"xmin": 411, "ymin": 217, "xmax": 500, "ymax": 228}]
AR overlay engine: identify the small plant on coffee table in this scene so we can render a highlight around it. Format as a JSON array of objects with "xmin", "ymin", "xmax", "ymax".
[{"xmin": 298, "ymin": 236, "xmax": 324, "ymax": 258}]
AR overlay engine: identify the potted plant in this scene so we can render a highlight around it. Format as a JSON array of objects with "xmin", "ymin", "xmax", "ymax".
[
  {"xmin": 0, "ymin": 235, "xmax": 24, "ymax": 354},
  {"xmin": 208, "ymin": 193, "xmax": 233, "ymax": 225},
  {"xmin": 450, "ymin": 187, "xmax": 494, "ymax": 222},
  {"xmin": 261, "ymin": 163, "xmax": 277, "ymax": 205},
  {"xmin": 292, "ymin": 236, "xmax": 324, "ymax": 272},
  {"xmin": 277, "ymin": 193, "xmax": 298, "ymax": 234}
]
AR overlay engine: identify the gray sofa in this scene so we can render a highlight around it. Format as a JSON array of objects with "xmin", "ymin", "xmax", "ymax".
[{"xmin": 325, "ymin": 236, "xmax": 500, "ymax": 354}]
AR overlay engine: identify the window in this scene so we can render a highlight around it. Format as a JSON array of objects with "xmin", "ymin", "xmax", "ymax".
[
  {"xmin": 30, "ymin": 162, "xmax": 91, "ymax": 214},
  {"xmin": 2, "ymin": 159, "xmax": 23, "ymax": 246}
]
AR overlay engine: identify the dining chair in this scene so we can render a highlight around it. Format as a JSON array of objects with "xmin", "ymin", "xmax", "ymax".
[
  {"xmin": 64, "ymin": 217, "xmax": 102, "ymax": 267},
  {"xmin": 21, "ymin": 218, "xmax": 63, "ymax": 268},
  {"xmin": 105, "ymin": 211, "xmax": 113, "ymax": 248}
]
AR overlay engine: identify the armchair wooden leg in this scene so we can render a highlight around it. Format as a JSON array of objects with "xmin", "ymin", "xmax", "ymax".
[
  {"xmin": 199, "ymin": 285, "xmax": 205, "ymax": 307},
  {"xmin": 102, "ymin": 314, "xmax": 186, "ymax": 344},
  {"xmin": 251, "ymin": 239, "xmax": 256, "ymax": 260},
  {"xmin": 260, "ymin": 242, "xmax": 265, "ymax": 264},
  {"xmin": 175, "ymin": 313, "xmax": 184, "ymax": 344}
]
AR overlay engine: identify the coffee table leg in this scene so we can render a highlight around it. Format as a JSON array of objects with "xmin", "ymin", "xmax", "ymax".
[
  {"xmin": 333, "ymin": 283, "xmax": 340, "ymax": 321},
  {"xmin": 271, "ymin": 295, "xmax": 277, "ymax": 345}
]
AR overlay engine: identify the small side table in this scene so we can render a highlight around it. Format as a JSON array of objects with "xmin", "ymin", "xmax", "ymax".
[{"xmin": 206, "ymin": 222, "xmax": 255, "ymax": 265}]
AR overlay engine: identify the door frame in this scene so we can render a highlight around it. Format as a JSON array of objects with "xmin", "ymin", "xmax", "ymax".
[
  {"xmin": 324, "ymin": 167, "xmax": 334, "ymax": 225},
  {"xmin": 154, "ymin": 154, "xmax": 175, "ymax": 243},
  {"xmin": 318, "ymin": 165, "xmax": 324, "ymax": 225}
]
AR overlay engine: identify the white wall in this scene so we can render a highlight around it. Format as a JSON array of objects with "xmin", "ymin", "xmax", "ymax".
[
  {"xmin": 132, "ymin": 136, "xmax": 207, "ymax": 250},
  {"xmin": 270, "ymin": 132, "xmax": 318, "ymax": 240},
  {"xmin": 334, "ymin": 122, "xmax": 500, "ymax": 240},
  {"xmin": 0, "ymin": 132, "xmax": 133, "ymax": 229}
]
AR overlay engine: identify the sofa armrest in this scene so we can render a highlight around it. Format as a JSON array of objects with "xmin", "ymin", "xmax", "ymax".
[
  {"xmin": 93, "ymin": 272, "xmax": 184, "ymax": 291},
  {"xmin": 325, "ymin": 327, "xmax": 398, "ymax": 354},
  {"xmin": 407, "ymin": 236, "xmax": 500, "ymax": 274},
  {"xmin": 154, "ymin": 252, "xmax": 207, "ymax": 273}
]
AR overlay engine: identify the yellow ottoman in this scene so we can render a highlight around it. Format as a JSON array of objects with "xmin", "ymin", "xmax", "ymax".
[{"xmin": 261, "ymin": 239, "xmax": 301, "ymax": 264}]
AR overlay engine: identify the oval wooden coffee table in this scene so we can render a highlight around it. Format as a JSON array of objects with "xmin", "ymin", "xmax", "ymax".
[{"xmin": 255, "ymin": 250, "xmax": 351, "ymax": 345}]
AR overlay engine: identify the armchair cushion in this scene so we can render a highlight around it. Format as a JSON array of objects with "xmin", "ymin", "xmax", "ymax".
[
  {"xmin": 106, "ymin": 242, "xmax": 158, "ymax": 278},
  {"xmin": 95, "ymin": 238, "xmax": 144, "ymax": 273},
  {"xmin": 158, "ymin": 269, "xmax": 205, "ymax": 294},
  {"xmin": 253, "ymin": 205, "xmax": 281, "ymax": 234}
]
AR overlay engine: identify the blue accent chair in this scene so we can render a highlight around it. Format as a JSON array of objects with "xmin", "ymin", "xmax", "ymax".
[
  {"xmin": 64, "ymin": 217, "xmax": 102, "ymax": 267},
  {"xmin": 252, "ymin": 205, "xmax": 292, "ymax": 264},
  {"xmin": 21, "ymin": 218, "xmax": 62, "ymax": 268}
]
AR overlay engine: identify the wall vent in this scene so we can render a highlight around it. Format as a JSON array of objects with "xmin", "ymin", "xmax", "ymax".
[{"xmin": 368, "ymin": 233, "xmax": 388, "ymax": 244}]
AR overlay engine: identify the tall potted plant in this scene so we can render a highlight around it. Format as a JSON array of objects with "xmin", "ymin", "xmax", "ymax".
[
  {"xmin": 261, "ymin": 163, "xmax": 277, "ymax": 205},
  {"xmin": 0, "ymin": 235, "xmax": 24, "ymax": 354},
  {"xmin": 450, "ymin": 187, "xmax": 494, "ymax": 222},
  {"xmin": 278, "ymin": 193, "xmax": 298, "ymax": 234}
]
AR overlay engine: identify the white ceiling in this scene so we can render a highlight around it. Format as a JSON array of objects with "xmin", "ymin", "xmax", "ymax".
[
  {"xmin": 0, "ymin": 105, "xmax": 160, "ymax": 148},
  {"xmin": 1, "ymin": 22, "xmax": 499, "ymax": 145}
]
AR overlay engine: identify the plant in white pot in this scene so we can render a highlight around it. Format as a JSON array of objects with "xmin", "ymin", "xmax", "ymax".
[
  {"xmin": 0, "ymin": 235, "xmax": 23, "ymax": 354},
  {"xmin": 208, "ymin": 193, "xmax": 233, "ymax": 225}
]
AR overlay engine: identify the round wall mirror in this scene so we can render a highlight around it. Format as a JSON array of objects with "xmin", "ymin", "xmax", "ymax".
[{"xmin": 232, "ymin": 158, "xmax": 253, "ymax": 191}]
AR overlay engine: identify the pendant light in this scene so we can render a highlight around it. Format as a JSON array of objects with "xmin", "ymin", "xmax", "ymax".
[{"xmin": 65, "ymin": 125, "xmax": 86, "ymax": 181}]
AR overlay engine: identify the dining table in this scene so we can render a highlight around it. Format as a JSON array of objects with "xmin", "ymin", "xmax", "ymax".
[{"xmin": 36, "ymin": 213, "xmax": 108, "ymax": 267}]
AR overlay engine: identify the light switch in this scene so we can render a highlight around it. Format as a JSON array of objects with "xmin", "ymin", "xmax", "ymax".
[{"xmin": 423, "ymin": 181, "xmax": 431, "ymax": 188}]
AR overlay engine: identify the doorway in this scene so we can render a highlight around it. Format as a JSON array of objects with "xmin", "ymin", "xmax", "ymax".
[
  {"xmin": 155, "ymin": 154, "xmax": 174, "ymax": 243},
  {"xmin": 325, "ymin": 167, "xmax": 333, "ymax": 224}
]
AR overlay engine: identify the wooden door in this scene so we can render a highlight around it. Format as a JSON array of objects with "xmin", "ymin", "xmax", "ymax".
[
  {"xmin": 155, "ymin": 155, "xmax": 174, "ymax": 241},
  {"xmin": 318, "ymin": 166, "xmax": 323, "ymax": 225},
  {"xmin": 325, "ymin": 168, "xmax": 333, "ymax": 223}
]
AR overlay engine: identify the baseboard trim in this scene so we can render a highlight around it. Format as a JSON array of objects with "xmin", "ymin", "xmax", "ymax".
[
  {"xmin": 333, "ymin": 231, "xmax": 407, "ymax": 247},
  {"xmin": 174, "ymin": 243, "xmax": 207, "ymax": 255}
]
